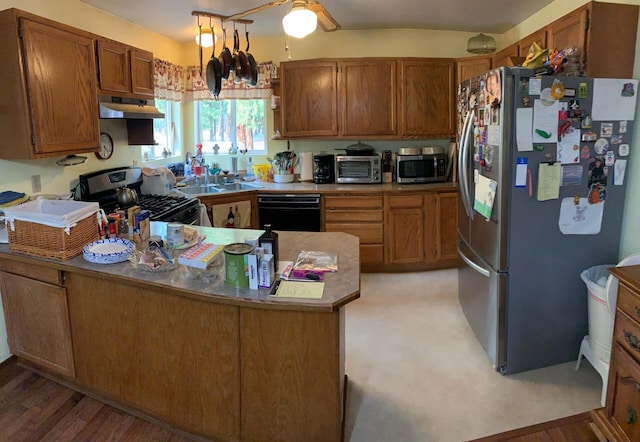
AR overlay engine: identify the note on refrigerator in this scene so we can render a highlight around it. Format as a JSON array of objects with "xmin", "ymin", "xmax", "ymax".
[
  {"xmin": 558, "ymin": 197, "xmax": 604, "ymax": 235},
  {"xmin": 516, "ymin": 108, "xmax": 533, "ymax": 151},
  {"xmin": 614, "ymin": 159, "xmax": 627, "ymax": 185},
  {"xmin": 532, "ymin": 100, "xmax": 560, "ymax": 143},
  {"xmin": 474, "ymin": 174, "xmax": 497, "ymax": 220},
  {"xmin": 557, "ymin": 127, "xmax": 580, "ymax": 164},
  {"xmin": 592, "ymin": 79, "xmax": 638, "ymax": 121},
  {"xmin": 537, "ymin": 162, "xmax": 561, "ymax": 201}
]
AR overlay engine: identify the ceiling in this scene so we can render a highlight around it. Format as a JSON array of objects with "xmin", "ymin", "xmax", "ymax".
[{"xmin": 80, "ymin": 0, "xmax": 555, "ymax": 42}]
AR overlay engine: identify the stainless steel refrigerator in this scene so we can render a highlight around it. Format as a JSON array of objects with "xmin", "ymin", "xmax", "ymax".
[{"xmin": 457, "ymin": 67, "xmax": 638, "ymax": 374}]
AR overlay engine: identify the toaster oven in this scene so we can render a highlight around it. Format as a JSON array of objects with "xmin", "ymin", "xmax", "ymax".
[{"xmin": 335, "ymin": 155, "xmax": 381, "ymax": 184}]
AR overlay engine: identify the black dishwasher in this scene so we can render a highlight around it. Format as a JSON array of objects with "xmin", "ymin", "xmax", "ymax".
[{"xmin": 258, "ymin": 194, "xmax": 321, "ymax": 232}]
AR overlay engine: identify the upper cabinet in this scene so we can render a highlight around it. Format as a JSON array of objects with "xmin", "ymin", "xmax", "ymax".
[
  {"xmin": 280, "ymin": 60, "xmax": 338, "ymax": 138},
  {"xmin": 97, "ymin": 39, "xmax": 154, "ymax": 99},
  {"xmin": 399, "ymin": 59, "xmax": 455, "ymax": 138},
  {"xmin": 0, "ymin": 9, "xmax": 100, "ymax": 159},
  {"xmin": 456, "ymin": 56, "xmax": 492, "ymax": 83},
  {"xmin": 490, "ymin": 1, "xmax": 638, "ymax": 78},
  {"xmin": 279, "ymin": 58, "xmax": 453, "ymax": 140}
]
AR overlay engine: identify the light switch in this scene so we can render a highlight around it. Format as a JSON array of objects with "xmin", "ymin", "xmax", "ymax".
[{"xmin": 31, "ymin": 175, "xmax": 41, "ymax": 193}]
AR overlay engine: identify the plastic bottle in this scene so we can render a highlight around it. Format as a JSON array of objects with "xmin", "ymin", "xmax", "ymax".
[
  {"xmin": 246, "ymin": 157, "xmax": 254, "ymax": 179},
  {"xmin": 259, "ymin": 224, "xmax": 279, "ymax": 270}
]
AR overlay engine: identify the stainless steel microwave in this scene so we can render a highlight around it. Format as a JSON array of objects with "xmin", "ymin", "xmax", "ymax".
[
  {"xmin": 396, "ymin": 154, "xmax": 448, "ymax": 183},
  {"xmin": 335, "ymin": 155, "xmax": 381, "ymax": 184}
]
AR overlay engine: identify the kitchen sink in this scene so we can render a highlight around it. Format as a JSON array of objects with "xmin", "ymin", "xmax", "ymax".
[
  {"xmin": 214, "ymin": 182, "xmax": 263, "ymax": 191},
  {"xmin": 177, "ymin": 185, "xmax": 225, "ymax": 195}
]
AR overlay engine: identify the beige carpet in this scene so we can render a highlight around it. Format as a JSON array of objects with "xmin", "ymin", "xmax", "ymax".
[{"xmin": 344, "ymin": 270, "xmax": 602, "ymax": 442}]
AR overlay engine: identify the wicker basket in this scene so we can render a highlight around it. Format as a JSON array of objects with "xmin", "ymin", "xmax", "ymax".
[{"xmin": 7, "ymin": 212, "xmax": 100, "ymax": 261}]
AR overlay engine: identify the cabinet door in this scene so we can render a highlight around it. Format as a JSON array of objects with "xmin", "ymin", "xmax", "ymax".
[
  {"xmin": 341, "ymin": 60, "xmax": 397, "ymax": 136},
  {"xmin": 211, "ymin": 200, "xmax": 252, "ymax": 228},
  {"xmin": 456, "ymin": 56, "xmax": 492, "ymax": 83},
  {"xmin": 97, "ymin": 40, "xmax": 130, "ymax": 94},
  {"xmin": 21, "ymin": 19, "xmax": 99, "ymax": 156},
  {"xmin": 281, "ymin": 61, "xmax": 338, "ymax": 137},
  {"xmin": 130, "ymin": 48, "xmax": 155, "ymax": 97},
  {"xmin": 437, "ymin": 192, "xmax": 459, "ymax": 260},
  {"xmin": 0, "ymin": 272, "xmax": 74, "ymax": 377},
  {"xmin": 386, "ymin": 195, "xmax": 425, "ymax": 264},
  {"xmin": 492, "ymin": 42, "xmax": 519, "ymax": 68},
  {"xmin": 518, "ymin": 29, "xmax": 547, "ymax": 56},
  {"xmin": 547, "ymin": 8, "xmax": 587, "ymax": 52},
  {"xmin": 608, "ymin": 343, "xmax": 640, "ymax": 441},
  {"xmin": 399, "ymin": 59, "xmax": 455, "ymax": 138}
]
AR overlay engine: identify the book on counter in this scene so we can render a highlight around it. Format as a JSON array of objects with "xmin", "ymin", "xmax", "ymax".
[{"xmin": 178, "ymin": 242, "xmax": 224, "ymax": 269}]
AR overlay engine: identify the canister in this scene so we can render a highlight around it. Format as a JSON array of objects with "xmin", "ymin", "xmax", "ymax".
[
  {"xmin": 166, "ymin": 223, "xmax": 184, "ymax": 247},
  {"xmin": 224, "ymin": 243, "xmax": 254, "ymax": 287}
]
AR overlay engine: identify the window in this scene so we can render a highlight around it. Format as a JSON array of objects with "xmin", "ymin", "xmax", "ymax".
[
  {"xmin": 141, "ymin": 99, "xmax": 182, "ymax": 161},
  {"xmin": 194, "ymin": 99, "xmax": 266, "ymax": 154}
]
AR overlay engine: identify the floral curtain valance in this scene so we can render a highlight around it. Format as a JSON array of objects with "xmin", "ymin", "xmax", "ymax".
[
  {"xmin": 154, "ymin": 59, "xmax": 276, "ymax": 102},
  {"xmin": 153, "ymin": 59, "xmax": 184, "ymax": 102}
]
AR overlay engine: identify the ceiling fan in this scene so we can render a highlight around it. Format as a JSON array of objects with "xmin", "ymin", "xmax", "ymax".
[{"xmin": 225, "ymin": 0, "xmax": 341, "ymax": 37}]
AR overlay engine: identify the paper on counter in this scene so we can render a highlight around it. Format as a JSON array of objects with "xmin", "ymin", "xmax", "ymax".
[
  {"xmin": 516, "ymin": 108, "xmax": 533, "ymax": 151},
  {"xmin": 273, "ymin": 280, "xmax": 325, "ymax": 299},
  {"xmin": 537, "ymin": 162, "xmax": 561, "ymax": 201}
]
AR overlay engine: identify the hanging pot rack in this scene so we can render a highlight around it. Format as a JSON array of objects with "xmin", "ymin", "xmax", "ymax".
[{"xmin": 191, "ymin": 10, "xmax": 255, "ymax": 25}]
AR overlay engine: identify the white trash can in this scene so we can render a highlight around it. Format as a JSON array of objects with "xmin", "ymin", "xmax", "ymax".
[{"xmin": 580, "ymin": 265, "xmax": 615, "ymax": 362}]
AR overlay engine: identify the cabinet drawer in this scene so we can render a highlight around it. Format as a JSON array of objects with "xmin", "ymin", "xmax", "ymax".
[
  {"xmin": 618, "ymin": 284, "xmax": 640, "ymax": 326},
  {"xmin": 615, "ymin": 310, "xmax": 640, "ymax": 362},
  {"xmin": 0, "ymin": 258, "xmax": 61, "ymax": 285},
  {"xmin": 387, "ymin": 195, "xmax": 423, "ymax": 209},
  {"xmin": 324, "ymin": 196, "xmax": 383, "ymax": 209},
  {"xmin": 609, "ymin": 343, "xmax": 640, "ymax": 441},
  {"xmin": 324, "ymin": 210, "xmax": 383, "ymax": 223},
  {"xmin": 325, "ymin": 223, "xmax": 383, "ymax": 244},
  {"xmin": 361, "ymin": 244, "xmax": 384, "ymax": 264}
]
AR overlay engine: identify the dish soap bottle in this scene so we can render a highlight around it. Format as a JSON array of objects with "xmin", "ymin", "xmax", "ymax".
[
  {"xmin": 259, "ymin": 224, "xmax": 279, "ymax": 270},
  {"xmin": 246, "ymin": 157, "xmax": 254, "ymax": 179}
]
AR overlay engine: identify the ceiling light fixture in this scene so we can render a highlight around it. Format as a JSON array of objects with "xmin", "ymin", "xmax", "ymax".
[
  {"xmin": 466, "ymin": 33, "xmax": 496, "ymax": 54},
  {"xmin": 195, "ymin": 27, "xmax": 216, "ymax": 48},
  {"xmin": 282, "ymin": 0, "xmax": 317, "ymax": 39}
]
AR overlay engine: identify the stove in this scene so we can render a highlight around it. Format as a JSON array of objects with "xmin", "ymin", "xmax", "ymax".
[{"xmin": 78, "ymin": 167, "xmax": 201, "ymax": 225}]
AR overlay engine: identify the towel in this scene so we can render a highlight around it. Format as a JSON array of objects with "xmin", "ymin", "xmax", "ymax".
[
  {"xmin": 0, "ymin": 191, "xmax": 27, "ymax": 206},
  {"xmin": 199, "ymin": 204, "xmax": 212, "ymax": 227}
]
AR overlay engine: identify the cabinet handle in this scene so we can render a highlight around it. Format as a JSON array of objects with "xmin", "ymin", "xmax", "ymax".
[
  {"xmin": 620, "ymin": 376, "xmax": 640, "ymax": 390},
  {"xmin": 623, "ymin": 330, "xmax": 640, "ymax": 351},
  {"xmin": 635, "ymin": 306, "xmax": 640, "ymax": 318},
  {"xmin": 627, "ymin": 406, "xmax": 638, "ymax": 425}
]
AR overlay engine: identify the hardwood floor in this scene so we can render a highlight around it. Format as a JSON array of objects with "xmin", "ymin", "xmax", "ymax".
[
  {"xmin": 0, "ymin": 357, "xmax": 195, "ymax": 441},
  {"xmin": 470, "ymin": 412, "xmax": 600, "ymax": 442}
]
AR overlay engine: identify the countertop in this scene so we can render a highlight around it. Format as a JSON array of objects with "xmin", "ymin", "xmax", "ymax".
[
  {"xmin": 0, "ymin": 223, "xmax": 361, "ymax": 312},
  {"xmin": 178, "ymin": 179, "xmax": 458, "ymax": 197}
]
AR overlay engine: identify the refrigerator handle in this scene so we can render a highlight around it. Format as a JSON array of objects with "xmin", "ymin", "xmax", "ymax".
[
  {"xmin": 458, "ymin": 111, "xmax": 474, "ymax": 219},
  {"xmin": 458, "ymin": 245, "xmax": 490, "ymax": 277}
]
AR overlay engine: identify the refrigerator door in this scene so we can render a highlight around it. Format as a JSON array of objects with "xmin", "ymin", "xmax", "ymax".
[
  {"xmin": 458, "ymin": 239, "xmax": 507, "ymax": 372},
  {"xmin": 457, "ymin": 106, "xmax": 474, "ymax": 245}
]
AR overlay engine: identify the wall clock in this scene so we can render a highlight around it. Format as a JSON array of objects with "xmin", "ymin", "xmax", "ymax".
[{"xmin": 96, "ymin": 132, "xmax": 114, "ymax": 160}]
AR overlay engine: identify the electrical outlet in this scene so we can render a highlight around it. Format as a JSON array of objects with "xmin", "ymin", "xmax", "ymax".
[
  {"xmin": 132, "ymin": 160, "xmax": 138, "ymax": 166},
  {"xmin": 31, "ymin": 175, "xmax": 41, "ymax": 193}
]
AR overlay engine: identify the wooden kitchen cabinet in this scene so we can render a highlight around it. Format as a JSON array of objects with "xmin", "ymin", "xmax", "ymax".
[
  {"xmin": 0, "ymin": 268, "xmax": 75, "ymax": 378},
  {"xmin": 591, "ymin": 265, "xmax": 640, "ymax": 441},
  {"xmin": 0, "ymin": 9, "xmax": 100, "ymax": 159},
  {"xmin": 280, "ymin": 60, "xmax": 338, "ymax": 138},
  {"xmin": 399, "ymin": 59, "xmax": 455, "ymax": 138},
  {"xmin": 199, "ymin": 193, "xmax": 258, "ymax": 229},
  {"xmin": 492, "ymin": 42, "xmax": 520, "ymax": 69},
  {"xmin": 456, "ymin": 56, "xmax": 492, "ymax": 83},
  {"xmin": 427, "ymin": 191, "xmax": 458, "ymax": 262},
  {"xmin": 385, "ymin": 195, "xmax": 425, "ymax": 264},
  {"xmin": 97, "ymin": 39, "xmax": 154, "ymax": 98},
  {"xmin": 340, "ymin": 59, "xmax": 397, "ymax": 137},
  {"xmin": 323, "ymin": 195, "xmax": 385, "ymax": 266},
  {"xmin": 518, "ymin": 28, "xmax": 547, "ymax": 57}
]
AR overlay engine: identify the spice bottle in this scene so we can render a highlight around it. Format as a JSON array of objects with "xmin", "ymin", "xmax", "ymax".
[{"xmin": 259, "ymin": 224, "xmax": 279, "ymax": 270}]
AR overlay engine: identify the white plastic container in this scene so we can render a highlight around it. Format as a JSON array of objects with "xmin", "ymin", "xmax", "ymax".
[
  {"xmin": 273, "ymin": 174, "xmax": 294, "ymax": 183},
  {"xmin": 581, "ymin": 265, "xmax": 615, "ymax": 361}
]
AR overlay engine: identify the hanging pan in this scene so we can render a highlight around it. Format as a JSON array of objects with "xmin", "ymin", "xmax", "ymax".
[
  {"xmin": 218, "ymin": 25, "xmax": 232, "ymax": 79},
  {"xmin": 245, "ymin": 26, "xmax": 258, "ymax": 86},
  {"xmin": 205, "ymin": 20, "xmax": 222, "ymax": 97}
]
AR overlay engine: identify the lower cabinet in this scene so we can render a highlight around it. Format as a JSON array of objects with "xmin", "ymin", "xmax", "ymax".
[
  {"xmin": 200, "ymin": 194, "xmax": 258, "ymax": 229},
  {"xmin": 0, "ymin": 268, "xmax": 74, "ymax": 377},
  {"xmin": 324, "ymin": 195, "xmax": 385, "ymax": 265}
]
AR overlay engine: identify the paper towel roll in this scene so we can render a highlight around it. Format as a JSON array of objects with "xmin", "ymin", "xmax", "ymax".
[{"xmin": 299, "ymin": 152, "xmax": 314, "ymax": 182}]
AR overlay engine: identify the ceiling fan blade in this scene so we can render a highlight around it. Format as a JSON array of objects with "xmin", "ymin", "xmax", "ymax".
[
  {"xmin": 224, "ymin": 0, "xmax": 290, "ymax": 23},
  {"xmin": 308, "ymin": 1, "xmax": 340, "ymax": 32}
]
